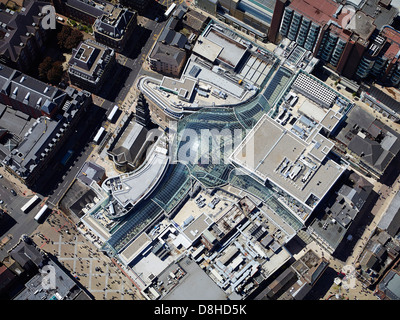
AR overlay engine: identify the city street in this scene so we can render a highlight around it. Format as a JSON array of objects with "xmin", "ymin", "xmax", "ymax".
[
  {"xmin": 0, "ymin": 172, "xmax": 43, "ymax": 260},
  {"xmin": 31, "ymin": 103, "xmax": 106, "ymax": 208},
  {"xmin": 91, "ymin": 14, "xmax": 167, "ymax": 112}
]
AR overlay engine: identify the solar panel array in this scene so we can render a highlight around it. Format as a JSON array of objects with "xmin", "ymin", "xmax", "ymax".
[{"xmin": 292, "ymin": 72, "xmax": 337, "ymax": 108}]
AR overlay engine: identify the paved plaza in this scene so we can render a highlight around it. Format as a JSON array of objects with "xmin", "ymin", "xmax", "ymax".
[{"xmin": 31, "ymin": 210, "xmax": 143, "ymax": 300}]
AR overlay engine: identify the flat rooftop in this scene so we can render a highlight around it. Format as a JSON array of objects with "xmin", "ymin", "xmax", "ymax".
[
  {"xmin": 184, "ymin": 57, "xmax": 246, "ymax": 99},
  {"xmin": 347, "ymin": 11, "xmax": 376, "ymax": 41},
  {"xmin": 361, "ymin": 0, "xmax": 398, "ymax": 29},
  {"xmin": 288, "ymin": 0, "xmax": 339, "ymax": 25},
  {"xmin": 160, "ymin": 76, "xmax": 197, "ymax": 101},
  {"xmin": 119, "ymin": 232, "xmax": 152, "ymax": 265},
  {"xmin": 231, "ymin": 114, "xmax": 346, "ymax": 216},
  {"xmin": 162, "ymin": 257, "xmax": 227, "ymax": 300},
  {"xmin": 192, "ymin": 35, "xmax": 223, "ymax": 63},
  {"xmin": 181, "ymin": 213, "xmax": 214, "ymax": 243},
  {"xmin": 203, "ymin": 27, "xmax": 247, "ymax": 69},
  {"xmin": 104, "ymin": 152, "xmax": 169, "ymax": 209}
]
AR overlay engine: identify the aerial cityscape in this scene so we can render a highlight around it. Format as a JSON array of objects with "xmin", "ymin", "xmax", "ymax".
[{"xmin": 1, "ymin": 0, "xmax": 400, "ymax": 305}]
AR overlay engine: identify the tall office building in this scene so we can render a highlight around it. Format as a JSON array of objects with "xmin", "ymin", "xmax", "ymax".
[
  {"xmin": 93, "ymin": 6, "xmax": 137, "ymax": 52},
  {"xmin": 135, "ymin": 93, "xmax": 151, "ymax": 127},
  {"xmin": 356, "ymin": 26, "xmax": 400, "ymax": 87},
  {"xmin": 68, "ymin": 39, "xmax": 115, "ymax": 93},
  {"xmin": 279, "ymin": 0, "xmax": 376, "ymax": 78}
]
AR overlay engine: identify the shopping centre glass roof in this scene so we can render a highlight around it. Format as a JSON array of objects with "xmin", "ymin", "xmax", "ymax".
[{"xmin": 102, "ymin": 65, "xmax": 307, "ymax": 256}]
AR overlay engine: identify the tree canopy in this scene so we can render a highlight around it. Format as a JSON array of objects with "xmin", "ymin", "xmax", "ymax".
[
  {"xmin": 57, "ymin": 25, "xmax": 83, "ymax": 51},
  {"xmin": 38, "ymin": 57, "xmax": 64, "ymax": 85}
]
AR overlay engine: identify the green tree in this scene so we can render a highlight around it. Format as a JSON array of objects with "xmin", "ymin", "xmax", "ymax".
[
  {"xmin": 38, "ymin": 56, "xmax": 53, "ymax": 81},
  {"xmin": 57, "ymin": 25, "xmax": 83, "ymax": 50},
  {"xmin": 63, "ymin": 29, "xmax": 83, "ymax": 50},
  {"xmin": 47, "ymin": 61, "xmax": 64, "ymax": 84},
  {"xmin": 57, "ymin": 25, "xmax": 72, "ymax": 48}
]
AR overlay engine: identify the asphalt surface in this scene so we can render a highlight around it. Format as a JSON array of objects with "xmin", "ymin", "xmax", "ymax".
[
  {"xmin": 0, "ymin": 7, "xmax": 176, "ymax": 260},
  {"xmin": 35, "ymin": 103, "xmax": 106, "ymax": 207},
  {"xmin": 93, "ymin": 16, "xmax": 167, "ymax": 111},
  {"xmin": 0, "ymin": 176, "xmax": 43, "ymax": 260},
  {"xmin": 32, "ymin": 14, "xmax": 168, "ymax": 208}
]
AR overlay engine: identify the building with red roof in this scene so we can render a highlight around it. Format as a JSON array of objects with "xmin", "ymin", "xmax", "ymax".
[
  {"xmin": 279, "ymin": 0, "xmax": 378, "ymax": 78},
  {"xmin": 356, "ymin": 26, "xmax": 400, "ymax": 86}
]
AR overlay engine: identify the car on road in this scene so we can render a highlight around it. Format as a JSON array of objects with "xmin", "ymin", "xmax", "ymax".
[
  {"xmin": 10, "ymin": 189, "xmax": 17, "ymax": 196},
  {"xmin": 0, "ymin": 174, "xmax": 2, "ymax": 178},
  {"xmin": 0, "ymin": 200, "xmax": 3, "ymax": 204}
]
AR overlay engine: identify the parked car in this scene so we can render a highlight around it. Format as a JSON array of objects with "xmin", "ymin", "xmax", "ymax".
[{"xmin": 10, "ymin": 189, "xmax": 17, "ymax": 196}]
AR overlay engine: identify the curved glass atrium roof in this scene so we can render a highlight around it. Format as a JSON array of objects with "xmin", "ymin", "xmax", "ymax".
[{"xmin": 102, "ymin": 66, "xmax": 306, "ymax": 256}]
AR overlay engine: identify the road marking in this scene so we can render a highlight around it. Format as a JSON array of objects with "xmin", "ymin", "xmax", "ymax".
[
  {"xmin": 89, "ymin": 258, "xmax": 93, "ymax": 290},
  {"xmin": 73, "ymin": 235, "xmax": 78, "ymax": 272},
  {"xmin": 58, "ymin": 234, "xmax": 63, "ymax": 261}
]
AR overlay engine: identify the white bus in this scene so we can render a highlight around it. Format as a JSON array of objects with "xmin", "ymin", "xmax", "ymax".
[
  {"xmin": 164, "ymin": 3, "xmax": 176, "ymax": 18},
  {"xmin": 93, "ymin": 127, "xmax": 105, "ymax": 144},
  {"xmin": 21, "ymin": 195, "xmax": 40, "ymax": 213},
  {"xmin": 107, "ymin": 105, "xmax": 119, "ymax": 122},
  {"xmin": 34, "ymin": 204, "xmax": 48, "ymax": 222}
]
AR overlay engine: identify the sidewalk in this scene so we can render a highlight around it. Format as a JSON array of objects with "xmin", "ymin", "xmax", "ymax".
[
  {"xmin": 346, "ymin": 178, "xmax": 400, "ymax": 266},
  {"xmin": 0, "ymin": 166, "xmax": 35, "ymax": 198},
  {"xmin": 88, "ymin": 87, "xmax": 140, "ymax": 178}
]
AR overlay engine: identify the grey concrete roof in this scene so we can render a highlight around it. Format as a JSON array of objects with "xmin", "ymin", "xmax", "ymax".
[
  {"xmin": 14, "ymin": 259, "xmax": 85, "ymax": 300},
  {"xmin": 204, "ymin": 27, "xmax": 247, "ymax": 69},
  {"xmin": 65, "ymin": 0, "xmax": 106, "ymax": 18},
  {"xmin": 378, "ymin": 191, "xmax": 400, "ymax": 237},
  {"xmin": 94, "ymin": 7, "xmax": 136, "ymax": 39},
  {"xmin": 231, "ymin": 114, "xmax": 346, "ymax": 212},
  {"xmin": 309, "ymin": 212, "xmax": 347, "ymax": 252},
  {"xmin": 77, "ymin": 161, "xmax": 105, "ymax": 186},
  {"xmin": 0, "ymin": 64, "xmax": 66, "ymax": 112},
  {"xmin": 150, "ymin": 42, "xmax": 186, "ymax": 68},
  {"xmin": 361, "ymin": 0, "xmax": 398, "ymax": 29},
  {"xmin": 346, "ymin": 11, "xmax": 376, "ymax": 40},
  {"xmin": 162, "ymin": 257, "xmax": 227, "ymax": 300},
  {"xmin": 0, "ymin": 0, "xmax": 48, "ymax": 63},
  {"xmin": 68, "ymin": 40, "xmax": 115, "ymax": 81},
  {"xmin": 0, "ymin": 104, "xmax": 35, "ymax": 137}
]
